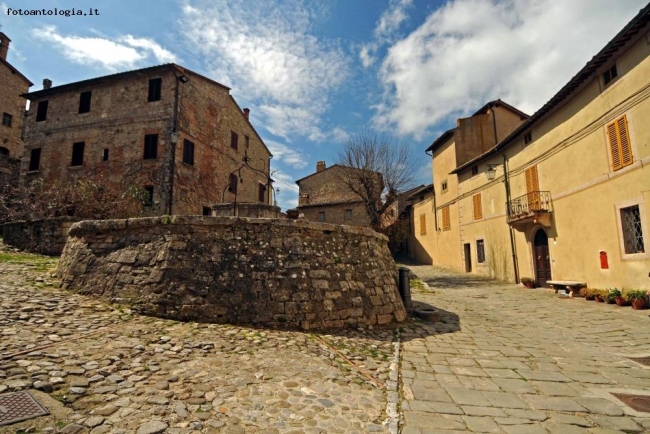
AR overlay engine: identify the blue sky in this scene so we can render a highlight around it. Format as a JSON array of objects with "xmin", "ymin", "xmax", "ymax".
[{"xmin": 1, "ymin": 0, "xmax": 647, "ymax": 210}]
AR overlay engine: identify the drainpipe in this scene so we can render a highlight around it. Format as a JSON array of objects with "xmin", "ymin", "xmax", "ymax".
[
  {"xmin": 425, "ymin": 149, "xmax": 439, "ymax": 231},
  {"xmin": 502, "ymin": 153, "xmax": 520, "ymax": 283}
]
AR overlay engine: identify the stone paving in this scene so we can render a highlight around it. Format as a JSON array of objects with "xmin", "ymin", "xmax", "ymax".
[
  {"xmin": 400, "ymin": 263, "xmax": 650, "ymax": 433},
  {"xmin": 0, "ymin": 247, "xmax": 398, "ymax": 434}
]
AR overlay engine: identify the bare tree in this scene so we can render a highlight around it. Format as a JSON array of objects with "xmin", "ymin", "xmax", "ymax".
[{"xmin": 337, "ymin": 130, "xmax": 417, "ymax": 230}]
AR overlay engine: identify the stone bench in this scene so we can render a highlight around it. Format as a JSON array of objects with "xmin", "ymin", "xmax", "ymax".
[{"xmin": 547, "ymin": 280, "xmax": 586, "ymax": 297}]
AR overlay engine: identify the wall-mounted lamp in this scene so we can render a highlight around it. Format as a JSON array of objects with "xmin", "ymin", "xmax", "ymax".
[
  {"xmin": 486, "ymin": 164, "xmax": 501, "ymax": 180},
  {"xmin": 178, "ymin": 75, "xmax": 190, "ymax": 83}
]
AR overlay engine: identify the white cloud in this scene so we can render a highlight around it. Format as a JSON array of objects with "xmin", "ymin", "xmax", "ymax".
[
  {"xmin": 31, "ymin": 26, "xmax": 177, "ymax": 71},
  {"xmin": 359, "ymin": 0, "xmax": 413, "ymax": 68},
  {"xmin": 270, "ymin": 169, "xmax": 299, "ymax": 210},
  {"xmin": 374, "ymin": 0, "xmax": 647, "ymax": 137},
  {"xmin": 180, "ymin": 0, "xmax": 348, "ymax": 141},
  {"xmin": 266, "ymin": 140, "xmax": 309, "ymax": 169}
]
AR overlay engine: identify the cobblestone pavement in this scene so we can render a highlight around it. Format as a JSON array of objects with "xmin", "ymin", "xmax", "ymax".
[
  {"xmin": 400, "ymin": 263, "xmax": 650, "ymax": 433},
  {"xmin": 0, "ymin": 248, "xmax": 398, "ymax": 434}
]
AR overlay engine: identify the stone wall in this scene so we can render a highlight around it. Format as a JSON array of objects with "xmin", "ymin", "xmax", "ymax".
[
  {"xmin": 212, "ymin": 203, "xmax": 280, "ymax": 218},
  {"xmin": 0, "ymin": 37, "xmax": 31, "ymax": 158},
  {"xmin": 57, "ymin": 216, "xmax": 407, "ymax": 330},
  {"xmin": 0, "ymin": 154, "xmax": 20, "ymax": 188},
  {"xmin": 3, "ymin": 217, "xmax": 78, "ymax": 255}
]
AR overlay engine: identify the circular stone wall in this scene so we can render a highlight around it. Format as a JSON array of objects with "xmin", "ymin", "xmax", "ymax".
[{"xmin": 57, "ymin": 216, "xmax": 407, "ymax": 330}]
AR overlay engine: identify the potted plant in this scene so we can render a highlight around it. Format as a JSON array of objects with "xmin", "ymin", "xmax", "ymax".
[
  {"xmin": 609, "ymin": 288, "xmax": 628, "ymax": 306},
  {"xmin": 521, "ymin": 277, "xmax": 535, "ymax": 289},
  {"xmin": 581, "ymin": 288, "xmax": 595, "ymax": 301},
  {"xmin": 605, "ymin": 288, "xmax": 619, "ymax": 304},
  {"xmin": 594, "ymin": 289, "xmax": 606, "ymax": 303},
  {"xmin": 624, "ymin": 290, "xmax": 648, "ymax": 310}
]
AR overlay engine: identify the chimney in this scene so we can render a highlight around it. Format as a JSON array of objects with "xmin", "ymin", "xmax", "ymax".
[
  {"xmin": 243, "ymin": 108, "xmax": 250, "ymax": 120},
  {"xmin": 0, "ymin": 33, "xmax": 11, "ymax": 61},
  {"xmin": 316, "ymin": 161, "xmax": 326, "ymax": 173},
  {"xmin": 43, "ymin": 79, "xmax": 52, "ymax": 90}
]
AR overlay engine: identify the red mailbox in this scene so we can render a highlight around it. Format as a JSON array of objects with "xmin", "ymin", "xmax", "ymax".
[{"xmin": 599, "ymin": 251, "xmax": 609, "ymax": 269}]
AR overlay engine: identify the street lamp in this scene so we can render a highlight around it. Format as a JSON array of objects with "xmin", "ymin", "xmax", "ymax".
[{"xmin": 486, "ymin": 164, "xmax": 501, "ymax": 180}]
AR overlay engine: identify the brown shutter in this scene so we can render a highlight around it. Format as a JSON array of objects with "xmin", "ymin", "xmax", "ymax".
[
  {"xmin": 442, "ymin": 206, "xmax": 450, "ymax": 230},
  {"xmin": 609, "ymin": 115, "xmax": 633, "ymax": 171},
  {"xmin": 473, "ymin": 194, "xmax": 482, "ymax": 220},
  {"xmin": 608, "ymin": 122, "xmax": 621, "ymax": 170},
  {"xmin": 419, "ymin": 214, "xmax": 426, "ymax": 235},
  {"xmin": 525, "ymin": 165, "xmax": 540, "ymax": 210}
]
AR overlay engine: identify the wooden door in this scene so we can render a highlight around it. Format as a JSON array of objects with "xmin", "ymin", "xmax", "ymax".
[
  {"xmin": 534, "ymin": 230, "xmax": 552, "ymax": 287},
  {"xmin": 464, "ymin": 243, "xmax": 472, "ymax": 273},
  {"xmin": 525, "ymin": 165, "xmax": 540, "ymax": 211}
]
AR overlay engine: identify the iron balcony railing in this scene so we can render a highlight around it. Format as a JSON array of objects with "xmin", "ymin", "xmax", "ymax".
[{"xmin": 506, "ymin": 191, "xmax": 552, "ymax": 221}]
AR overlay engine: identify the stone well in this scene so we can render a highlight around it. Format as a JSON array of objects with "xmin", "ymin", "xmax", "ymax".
[{"xmin": 57, "ymin": 216, "xmax": 407, "ymax": 330}]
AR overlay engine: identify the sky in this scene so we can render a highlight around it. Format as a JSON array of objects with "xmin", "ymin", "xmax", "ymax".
[{"xmin": 1, "ymin": 0, "xmax": 647, "ymax": 210}]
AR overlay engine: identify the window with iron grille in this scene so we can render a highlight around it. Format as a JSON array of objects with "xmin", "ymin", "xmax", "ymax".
[
  {"xmin": 148, "ymin": 78, "xmax": 162, "ymax": 102},
  {"xmin": 607, "ymin": 115, "xmax": 632, "ymax": 171},
  {"xmin": 36, "ymin": 100, "xmax": 48, "ymax": 122},
  {"xmin": 143, "ymin": 134, "xmax": 158, "ymax": 159},
  {"xmin": 620, "ymin": 205, "xmax": 645, "ymax": 254},
  {"xmin": 476, "ymin": 239, "xmax": 486, "ymax": 263},
  {"xmin": 2, "ymin": 112, "xmax": 12, "ymax": 127},
  {"xmin": 229, "ymin": 173, "xmax": 238, "ymax": 194},
  {"xmin": 144, "ymin": 186, "xmax": 154, "ymax": 205},
  {"xmin": 183, "ymin": 139, "xmax": 194, "ymax": 165},
  {"xmin": 78, "ymin": 91, "xmax": 92, "ymax": 113},
  {"xmin": 71, "ymin": 142, "xmax": 85, "ymax": 166},
  {"xmin": 29, "ymin": 148, "xmax": 41, "ymax": 171},
  {"xmin": 442, "ymin": 206, "xmax": 450, "ymax": 230}
]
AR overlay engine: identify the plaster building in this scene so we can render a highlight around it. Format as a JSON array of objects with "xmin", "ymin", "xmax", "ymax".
[
  {"xmin": 0, "ymin": 32, "xmax": 32, "ymax": 160},
  {"xmin": 20, "ymin": 63, "xmax": 272, "ymax": 216},
  {"xmin": 296, "ymin": 161, "xmax": 381, "ymax": 227},
  {"xmin": 411, "ymin": 4, "xmax": 650, "ymax": 289}
]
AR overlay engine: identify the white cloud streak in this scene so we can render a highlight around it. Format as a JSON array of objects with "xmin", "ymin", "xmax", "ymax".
[
  {"xmin": 180, "ymin": 0, "xmax": 348, "ymax": 142},
  {"xmin": 359, "ymin": 0, "xmax": 413, "ymax": 68},
  {"xmin": 266, "ymin": 140, "xmax": 309, "ymax": 170},
  {"xmin": 374, "ymin": 0, "xmax": 647, "ymax": 137},
  {"xmin": 31, "ymin": 26, "xmax": 177, "ymax": 71}
]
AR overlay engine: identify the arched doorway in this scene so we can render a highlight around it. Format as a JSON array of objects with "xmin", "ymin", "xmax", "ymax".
[
  {"xmin": 0, "ymin": 147, "xmax": 8, "ymax": 156},
  {"xmin": 534, "ymin": 229, "xmax": 552, "ymax": 287}
]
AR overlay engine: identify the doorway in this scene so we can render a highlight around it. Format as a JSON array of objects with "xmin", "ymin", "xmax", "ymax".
[
  {"xmin": 464, "ymin": 243, "xmax": 472, "ymax": 273},
  {"xmin": 533, "ymin": 229, "xmax": 552, "ymax": 287}
]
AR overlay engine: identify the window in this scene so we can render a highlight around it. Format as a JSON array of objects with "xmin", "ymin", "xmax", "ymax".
[
  {"xmin": 28, "ymin": 148, "xmax": 41, "ymax": 171},
  {"xmin": 0, "ymin": 147, "xmax": 8, "ymax": 156},
  {"xmin": 607, "ymin": 115, "xmax": 633, "ymax": 171},
  {"xmin": 229, "ymin": 173, "xmax": 238, "ymax": 194},
  {"xmin": 102, "ymin": 149, "xmax": 109, "ymax": 161},
  {"xmin": 78, "ymin": 91, "xmax": 92, "ymax": 113},
  {"xmin": 524, "ymin": 132, "xmax": 532, "ymax": 145},
  {"xmin": 245, "ymin": 135, "xmax": 250, "ymax": 148},
  {"xmin": 231, "ymin": 131, "xmax": 238, "ymax": 150},
  {"xmin": 144, "ymin": 186, "xmax": 154, "ymax": 205},
  {"xmin": 473, "ymin": 193, "xmax": 483, "ymax": 220},
  {"xmin": 419, "ymin": 214, "xmax": 426, "ymax": 235},
  {"xmin": 620, "ymin": 205, "xmax": 645, "ymax": 254},
  {"xmin": 71, "ymin": 142, "xmax": 85, "ymax": 166},
  {"xmin": 183, "ymin": 139, "xmax": 194, "ymax": 165},
  {"xmin": 36, "ymin": 100, "xmax": 48, "ymax": 122},
  {"xmin": 471, "ymin": 165, "xmax": 478, "ymax": 176},
  {"xmin": 143, "ymin": 134, "xmax": 158, "ymax": 159},
  {"xmin": 477, "ymin": 239, "xmax": 486, "ymax": 263},
  {"xmin": 318, "ymin": 211, "xmax": 326, "ymax": 222},
  {"xmin": 345, "ymin": 209, "xmax": 352, "ymax": 220},
  {"xmin": 604, "ymin": 64, "xmax": 618, "ymax": 86},
  {"xmin": 148, "ymin": 78, "xmax": 162, "ymax": 102},
  {"xmin": 202, "ymin": 206, "xmax": 211, "ymax": 216},
  {"xmin": 2, "ymin": 112, "xmax": 12, "ymax": 127},
  {"xmin": 441, "ymin": 180, "xmax": 448, "ymax": 192},
  {"xmin": 442, "ymin": 206, "xmax": 450, "ymax": 230},
  {"xmin": 258, "ymin": 183, "xmax": 266, "ymax": 203}
]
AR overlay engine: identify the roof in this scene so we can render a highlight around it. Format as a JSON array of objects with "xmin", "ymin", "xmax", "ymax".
[
  {"xmin": 1, "ymin": 58, "xmax": 33, "ymax": 86},
  {"xmin": 295, "ymin": 164, "xmax": 343, "ymax": 184},
  {"xmin": 451, "ymin": 3, "xmax": 650, "ymax": 175},
  {"xmin": 399, "ymin": 184, "xmax": 429, "ymax": 200},
  {"xmin": 425, "ymin": 128, "xmax": 456, "ymax": 154},
  {"xmin": 21, "ymin": 63, "xmax": 230, "ymax": 99},
  {"xmin": 297, "ymin": 199, "xmax": 364, "ymax": 208}
]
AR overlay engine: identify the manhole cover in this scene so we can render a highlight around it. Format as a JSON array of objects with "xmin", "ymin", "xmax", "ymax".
[
  {"xmin": 611, "ymin": 393, "xmax": 650, "ymax": 413},
  {"xmin": 628, "ymin": 357, "xmax": 650, "ymax": 366},
  {"xmin": 0, "ymin": 391, "xmax": 49, "ymax": 426}
]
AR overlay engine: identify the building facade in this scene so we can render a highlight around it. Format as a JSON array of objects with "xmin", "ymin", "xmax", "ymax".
[
  {"xmin": 413, "ymin": 5, "xmax": 650, "ymax": 290},
  {"xmin": 20, "ymin": 64, "xmax": 272, "ymax": 216},
  {"xmin": 296, "ymin": 161, "xmax": 375, "ymax": 226},
  {"xmin": 0, "ymin": 32, "xmax": 33, "ymax": 159}
]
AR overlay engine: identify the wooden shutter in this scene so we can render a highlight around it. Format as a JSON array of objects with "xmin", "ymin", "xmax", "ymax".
[
  {"xmin": 419, "ymin": 214, "xmax": 426, "ymax": 235},
  {"xmin": 442, "ymin": 206, "xmax": 450, "ymax": 230},
  {"xmin": 608, "ymin": 115, "xmax": 633, "ymax": 171},
  {"xmin": 473, "ymin": 194, "xmax": 482, "ymax": 220},
  {"xmin": 525, "ymin": 165, "xmax": 540, "ymax": 211}
]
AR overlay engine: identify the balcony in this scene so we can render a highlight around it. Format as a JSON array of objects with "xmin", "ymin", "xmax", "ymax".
[{"xmin": 506, "ymin": 191, "xmax": 553, "ymax": 229}]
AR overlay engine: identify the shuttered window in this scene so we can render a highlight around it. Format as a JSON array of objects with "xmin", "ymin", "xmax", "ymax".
[
  {"xmin": 525, "ymin": 165, "xmax": 541, "ymax": 211},
  {"xmin": 607, "ymin": 115, "xmax": 633, "ymax": 171},
  {"xmin": 419, "ymin": 214, "xmax": 426, "ymax": 235},
  {"xmin": 442, "ymin": 206, "xmax": 450, "ymax": 230},
  {"xmin": 473, "ymin": 194, "xmax": 483, "ymax": 220}
]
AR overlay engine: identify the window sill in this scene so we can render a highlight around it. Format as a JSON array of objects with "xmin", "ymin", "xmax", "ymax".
[
  {"xmin": 68, "ymin": 165, "xmax": 84, "ymax": 170},
  {"xmin": 181, "ymin": 162, "xmax": 195, "ymax": 168},
  {"xmin": 26, "ymin": 170, "xmax": 39, "ymax": 174},
  {"xmin": 621, "ymin": 251, "xmax": 648, "ymax": 261}
]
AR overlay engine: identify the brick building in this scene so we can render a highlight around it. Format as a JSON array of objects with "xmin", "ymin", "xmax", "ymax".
[
  {"xmin": 20, "ymin": 63, "xmax": 272, "ymax": 216},
  {"xmin": 0, "ymin": 32, "xmax": 33, "ymax": 159},
  {"xmin": 296, "ymin": 161, "xmax": 382, "ymax": 226}
]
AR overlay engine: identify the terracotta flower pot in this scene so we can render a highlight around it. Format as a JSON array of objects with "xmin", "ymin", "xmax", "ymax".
[
  {"xmin": 523, "ymin": 282, "xmax": 535, "ymax": 289},
  {"xmin": 615, "ymin": 297, "xmax": 629, "ymax": 306},
  {"xmin": 585, "ymin": 294, "xmax": 595, "ymax": 301},
  {"xmin": 632, "ymin": 299, "xmax": 647, "ymax": 310},
  {"xmin": 594, "ymin": 295, "xmax": 604, "ymax": 303}
]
